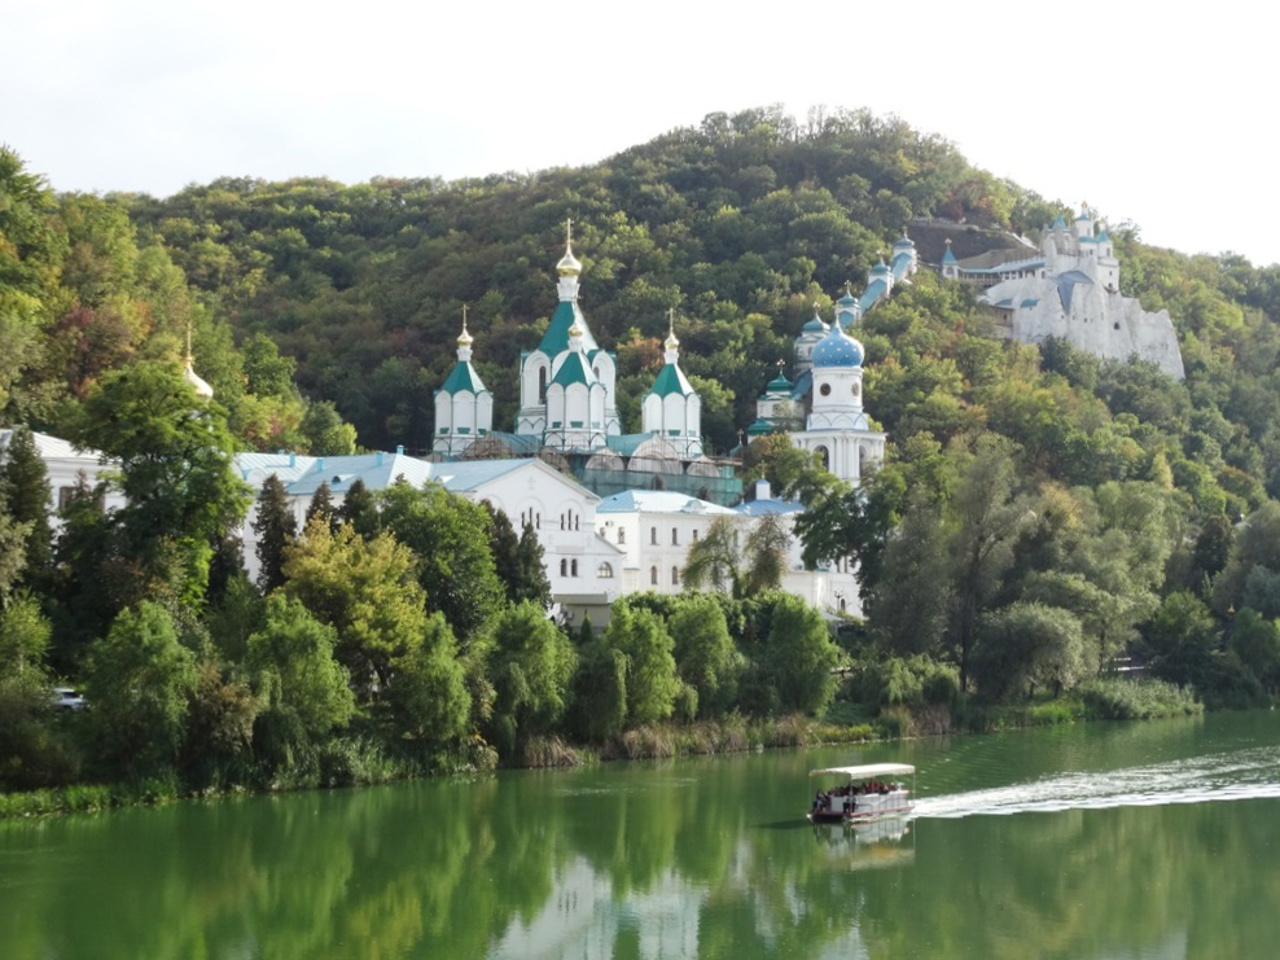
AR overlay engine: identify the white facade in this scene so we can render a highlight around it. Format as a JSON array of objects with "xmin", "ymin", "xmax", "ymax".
[
  {"xmin": 640, "ymin": 323, "xmax": 703, "ymax": 459},
  {"xmin": 234, "ymin": 452, "xmax": 623, "ymax": 605},
  {"xmin": 432, "ymin": 317, "xmax": 494, "ymax": 457},
  {"xmin": 515, "ymin": 230, "xmax": 622, "ymax": 451},
  {"xmin": 0, "ymin": 429, "xmax": 126, "ymax": 523},
  {"xmin": 955, "ymin": 207, "xmax": 1185, "ymax": 379},
  {"xmin": 595, "ymin": 482, "xmax": 862, "ymax": 616}
]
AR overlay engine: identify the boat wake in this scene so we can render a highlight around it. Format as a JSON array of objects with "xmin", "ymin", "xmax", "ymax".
[{"xmin": 912, "ymin": 746, "xmax": 1280, "ymax": 820}]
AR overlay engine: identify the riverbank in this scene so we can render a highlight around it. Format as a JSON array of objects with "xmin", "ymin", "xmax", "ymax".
[{"xmin": 0, "ymin": 678, "xmax": 1205, "ymax": 820}]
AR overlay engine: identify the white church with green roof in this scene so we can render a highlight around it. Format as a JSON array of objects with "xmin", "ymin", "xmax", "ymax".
[{"xmin": 433, "ymin": 225, "xmax": 735, "ymax": 503}]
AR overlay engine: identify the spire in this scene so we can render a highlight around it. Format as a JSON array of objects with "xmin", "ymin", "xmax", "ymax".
[
  {"xmin": 182, "ymin": 321, "xmax": 214, "ymax": 399},
  {"xmin": 664, "ymin": 307, "xmax": 680, "ymax": 356},
  {"xmin": 456, "ymin": 305, "xmax": 473, "ymax": 361},
  {"xmin": 556, "ymin": 217, "xmax": 582, "ymax": 277}
]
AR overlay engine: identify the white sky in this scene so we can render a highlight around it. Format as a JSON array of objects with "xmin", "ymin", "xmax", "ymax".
[{"xmin": 5, "ymin": 0, "xmax": 1278, "ymax": 266}]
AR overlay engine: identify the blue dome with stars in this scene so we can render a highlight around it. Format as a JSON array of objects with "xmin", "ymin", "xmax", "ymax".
[{"xmin": 812, "ymin": 324, "xmax": 864, "ymax": 368}]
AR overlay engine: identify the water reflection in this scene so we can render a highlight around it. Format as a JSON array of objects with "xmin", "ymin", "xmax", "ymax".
[{"xmin": 2, "ymin": 712, "xmax": 1279, "ymax": 958}]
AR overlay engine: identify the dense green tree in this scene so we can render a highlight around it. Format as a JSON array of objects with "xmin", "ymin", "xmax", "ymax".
[
  {"xmin": 379, "ymin": 480, "xmax": 505, "ymax": 642},
  {"xmin": 305, "ymin": 481, "xmax": 335, "ymax": 529},
  {"xmin": 84, "ymin": 601, "xmax": 197, "ymax": 778},
  {"xmin": 65, "ymin": 360, "xmax": 251, "ymax": 610},
  {"xmin": 387, "ymin": 612, "xmax": 471, "ymax": 750},
  {"xmin": 681, "ymin": 515, "xmax": 741, "ymax": 596},
  {"xmin": 1213, "ymin": 501, "xmax": 1280, "ymax": 614},
  {"xmin": 669, "ymin": 594, "xmax": 742, "ymax": 718},
  {"xmin": 948, "ymin": 436, "xmax": 1035, "ymax": 690},
  {"xmin": 282, "ymin": 517, "xmax": 429, "ymax": 695},
  {"xmin": 245, "ymin": 594, "xmax": 355, "ymax": 761},
  {"xmin": 486, "ymin": 504, "xmax": 550, "ymax": 607},
  {"xmin": 479, "ymin": 601, "xmax": 575, "ymax": 759},
  {"xmin": 602, "ymin": 603, "xmax": 680, "ymax": 726},
  {"xmin": 870, "ymin": 491, "xmax": 952, "ymax": 656},
  {"xmin": 971, "ymin": 602, "xmax": 1085, "ymax": 700},
  {"xmin": 252, "ymin": 473, "xmax": 296, "ymax": 593},
  {"xmin": 336, "ymin": 477, "xmax": 379, "ymax": 539},
  {"xmin": 757, "ymin": 594, "xmax": 839, "ymax": 715}
]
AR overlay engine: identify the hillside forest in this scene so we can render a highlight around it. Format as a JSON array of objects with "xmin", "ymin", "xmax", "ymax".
[{"xmin": 3, "ymin": 105, "xmax": 1280, "ymax": 800}]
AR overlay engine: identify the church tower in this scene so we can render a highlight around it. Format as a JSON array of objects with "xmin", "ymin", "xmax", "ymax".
[
  {"xmin": 516, "ymin": 221, "xmax": 620, "ymax": 450},
  {"xmin": 433, "ymin": 308, "xmax": 493, "ymax": 456},
  {"xmin": 642, "ymin": 310, "xmax": 703, "ymax": 458},
  {"xmin": 788, "ymin": 310, "xmax": 884, "ymax": 485}
]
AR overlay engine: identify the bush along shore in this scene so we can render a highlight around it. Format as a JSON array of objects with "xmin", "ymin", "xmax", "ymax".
[{"xmin": 1, "ymin": 676, "xmax": 1204, "ymax": 820}]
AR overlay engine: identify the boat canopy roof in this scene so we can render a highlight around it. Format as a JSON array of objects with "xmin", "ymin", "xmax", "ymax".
[{"xmin": 810, "ymin": 763, "xmax": 915, "ymax": 780}]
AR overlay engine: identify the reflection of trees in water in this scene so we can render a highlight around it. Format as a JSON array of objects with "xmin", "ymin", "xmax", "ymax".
[{"xmin": 6, "ymin": 717, "xmax": 1280, "ymax": 958}]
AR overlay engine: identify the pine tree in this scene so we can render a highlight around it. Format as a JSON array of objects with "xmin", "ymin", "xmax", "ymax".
[
  {"xmin": 486, "ymin": 503, "xmax": 523, "ymax": 602},
  {"xmin": 253, "ymin": 474, "xmax": 296, "ymax": 593},
  {"xmin": 515, "ymin": 521, "xmax": 553, "ymax": 609},
  {"xmin": 305, "ymin": 481, "xmax": 335, "ymax": 529},
  {"xmin": 0, "ymin": 426, "xmax": 53, "ymax": 589},
  {"xmin": 337, "ymin": 478, "xmax": 379, "ymax": 539}
]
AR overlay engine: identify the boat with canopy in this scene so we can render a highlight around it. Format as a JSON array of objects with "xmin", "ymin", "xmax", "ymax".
[{"xmin": 808, "ymin": 762, "xmax": 915, "ymax": 824}]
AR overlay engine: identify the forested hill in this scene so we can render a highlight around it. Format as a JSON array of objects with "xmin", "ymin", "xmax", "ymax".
[
  {"xmin": 106, "ymin": 109, "xmax": 1088, "ymax": 449},
  {"xmin": 5, "ymin": 105, "xmax": 1280, "ymax": 725}
]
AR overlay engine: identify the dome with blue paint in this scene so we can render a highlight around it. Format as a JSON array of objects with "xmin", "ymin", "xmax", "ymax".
[
  {"xmin": 812, "ymin": 324, "xmax": 864, "ymax": 368},
  {"xmin": 802, "ymin": 309, "xmax": 828, "ymax": 333}
]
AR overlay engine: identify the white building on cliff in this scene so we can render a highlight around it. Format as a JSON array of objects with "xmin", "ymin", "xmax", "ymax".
[{"xmin": 941, "ymin": 208, "xmax": 1185, "ymax": 379}]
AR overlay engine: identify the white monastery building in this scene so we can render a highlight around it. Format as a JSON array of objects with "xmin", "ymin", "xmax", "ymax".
[{"xmin": 940, "ymin": 207, "xmax": 1185, "ymax": 379}]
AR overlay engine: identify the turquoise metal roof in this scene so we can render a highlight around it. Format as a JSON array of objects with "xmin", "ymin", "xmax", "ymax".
[
  {"xmin": 942, "ymin": 245, "xmax": 958, "ymax": 264},
  {"xmin": 551, "ymin": 351, "xmax": 597, "ymax": 388},
  {"xmin": 650, "ymin": 362, "xmax": 695, "ymax": 397},
  {"xmin": 802, "ymin": 312, "xmax": 828, "ymax": 333},
  {"xmin": 234, "ymin": 451, "xmax": 436, "ymax": 497},
  {"xmin": 891, "ymin": 251, "xmax": 913, "ymax": 281},
  {"xmin": 765, "ymin": 374, "xmax": 792, "ymax": 394},
  {"xmin": 605, "ymin": 432, "xmax": 657, "ymax": 456},
  {"xmin": 859, "ymin": 279, "xmax": 888, "ymax": 314},
  {"xmin": 439, "ymin": 361, "xmax": 487, "ymax": 396},
  {"xmin": 537, "ymin": 301, "xmax": 599, "ymax": 356},
  {"xmin": 746, "ymin": 417, "xmax": 777, "ymax": 436},
  {"xmin": 597, "ymin": 490, "xmax": 736, "ymax": 515},
  {"xmin": 1052, "ymin": 214, "xmax": 1067, "ymax": 229}
]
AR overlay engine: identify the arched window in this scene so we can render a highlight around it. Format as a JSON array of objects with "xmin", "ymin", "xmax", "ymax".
[
  {"xmin": 650, "ymin": 527, "xmax": 658, "ymax": 545},
  {"xmin": 559, "ymin": 558, "xmax": 567, "ymax": 576},
  {"xmin": 571, "ymin": 559, "xmax": 578, "ymax": 577},
  {"xmin": 692, "ymin": 528, "xmax": 699, "ymax": 542},
  {"xmin": 597, "ymin": 562, "xmax": 614, "ymax": 578},
  {"xmin": 671, "ymin": 527, "xmax": 679, "ymax": 546},
  {"xmin": 538, "ymin": 366, "xmax": 548, "ymax": 401},
  {"xmin": 618, "ymin": 528, "xmax": 626, "ymax": 544},
  {"xmin": 650, "ymin": 566, "xmax": 658, "ymax": 585},
  {"xmin": 671, "ymin": 566, "xmax": 680, "ymax": 586},
  {"xmin": 815, "ymin": 445, "xmax": 830, "ymax": 470}
]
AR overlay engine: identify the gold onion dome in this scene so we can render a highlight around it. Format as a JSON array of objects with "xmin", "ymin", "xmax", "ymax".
[
  {"xmin": 568, "ymin": 321, "xmax": 583, "ymax": 339},
  {"xmin": 457, "ymin": 322, "xmax": 473, "ymax": 346},
  {"xmin": 557, "ymin": 242, "xmax": 582, "ymax": 277}
]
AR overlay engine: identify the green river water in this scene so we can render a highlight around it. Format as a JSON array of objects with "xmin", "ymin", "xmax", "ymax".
[{"xmin": 3, "ymin": 710, "xmax": 1280, "ymax": 959}]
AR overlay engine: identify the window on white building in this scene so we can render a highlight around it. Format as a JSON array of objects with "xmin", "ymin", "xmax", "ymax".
[
  {"xmin": 571, "ymin": 559, "xmax": 578, "ymax": 577},
  {"xmin": 597, "ymin": 562, "xmax": 614, "ymax": 578},
  {"xmin": 671, "ymin": 566, "xmax": 679, "ymax": 586},
  {"xmin": 618, "ymin": 528, "xmax": 626, "ymax": 544},
  {"xmin": 650, "ymin": 527, "xmax": 657, "ymax": 545},
  {"xmin": 671, "ymin": 528, "xmax": 679, "ymax": 546},
  {"xmin": 650, "ymin": 566, "xmax": 658, "ymax": 585}
]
